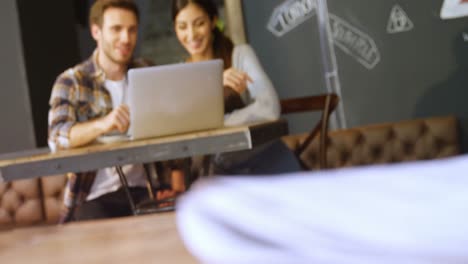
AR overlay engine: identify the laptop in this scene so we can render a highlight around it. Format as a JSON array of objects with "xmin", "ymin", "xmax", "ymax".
[{"xmin": 98, "ymin": 59, "xmax": 224, "ymax": 143}]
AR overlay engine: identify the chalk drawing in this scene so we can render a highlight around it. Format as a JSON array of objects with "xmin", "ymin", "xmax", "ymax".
[
  {"xmin": 267, "ymin": 0, "xmax": 316, "ymax": 37},
  {"xmin": 387, "ymin": 5, "xmax": 414, "ymax": 34},
  {"xmin": 463, "ymin": 32, "xmax": 468, "ymax": 42},
  {"xmin": 329, "ymin": 14, "xmax": 381, "ymax": 70},
  {"xmin": 267, "ymin": 1, "xmax": 380, "ymax": 70},
  {"xmin": 441, "ymin": 0, "xmax": 468, "ymax": 19}
]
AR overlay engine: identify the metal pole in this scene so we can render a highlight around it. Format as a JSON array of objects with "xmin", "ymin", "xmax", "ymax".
[
  {"xmin": 316, "ymin": 0, "xmax": 347, "ymax": 129},
  {"xmin": 116, "ymin": 166, "xmax": 137, "ymax": 215}
]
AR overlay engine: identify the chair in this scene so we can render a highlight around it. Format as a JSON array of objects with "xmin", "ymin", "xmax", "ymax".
[{"xmin": 280, "ymin": 93, "xmax": 339, "ymax": 170}]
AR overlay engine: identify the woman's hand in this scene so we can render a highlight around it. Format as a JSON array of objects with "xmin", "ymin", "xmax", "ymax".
[{"xmin": 223, "ymin": 68, "xmax": 253, "ymax": 94}]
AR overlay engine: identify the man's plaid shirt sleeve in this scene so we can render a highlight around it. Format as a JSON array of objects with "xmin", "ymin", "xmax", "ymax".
[{"xmin": 48, "ymin": 70, "xmax": 78, "ymax": 151}]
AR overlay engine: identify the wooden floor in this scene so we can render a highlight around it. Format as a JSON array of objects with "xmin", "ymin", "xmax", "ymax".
[{"xmin": 0, "ymin": 213, "xmax": 197, "ymax": 264}]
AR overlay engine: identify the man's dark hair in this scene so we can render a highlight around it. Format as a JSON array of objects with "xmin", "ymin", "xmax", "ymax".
[{"xmin": 89, "ymin": 0, "xmax": 139, "ymax": 27}]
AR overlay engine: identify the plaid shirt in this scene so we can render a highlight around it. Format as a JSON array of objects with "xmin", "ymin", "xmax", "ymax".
[{"xmin": 48, "ymin": 51, "xmax": 150, "ymax": 223}]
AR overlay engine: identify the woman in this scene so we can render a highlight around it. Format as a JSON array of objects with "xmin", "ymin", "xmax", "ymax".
[
  {"xmin": 171, "ymin": 0, "xmax": 280, "ymax": 126},
  {"xmin": 169, "ymin": 0, "xmax": 300, "ymax": 180}
]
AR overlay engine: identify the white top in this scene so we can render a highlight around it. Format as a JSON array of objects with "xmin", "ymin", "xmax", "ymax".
[
  {"xmin": 87, "ymin": 79, "xmax": 146, "ymax": 201},
  {"xmin": 224, "ymin": 44, "xmax": 280, "ymax": 126},
  {"xmin": 177, "ymin": 155, "xmax": 468, "ymax": 264},
  {"xmin": 105, "ymin": 78, "xmax": 127, "ymax": 108}
]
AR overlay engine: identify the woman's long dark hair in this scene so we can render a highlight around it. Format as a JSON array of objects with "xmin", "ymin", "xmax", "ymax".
[{"xmin": 171, "ymin": 0, "xmax": 234, "ymax": 69}]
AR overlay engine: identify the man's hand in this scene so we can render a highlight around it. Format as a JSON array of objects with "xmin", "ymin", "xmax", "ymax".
[
  {"xmin": 101, "ymin": 105, "xmax": 130, "ymax": 133},
  {"xmin": 68, "ymin": 105, "xmax": 130, "ymax": 148},
  {"xmin": 223, "ymin": 68, "xmax": 253, "ymax": 94}
]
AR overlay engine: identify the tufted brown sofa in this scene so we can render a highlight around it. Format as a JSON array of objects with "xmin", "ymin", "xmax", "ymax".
[
  {"xmin": 0, "ymin": 115, "xmax": 460, "ymax": 230},
  {"xmin": 0, "ymin": 179, "xmax": 44, "ymax": 228},
  {"xmin": 0, "ymin": 174, "xmax": 65, "ymax": 230},
  {"xmin": 282, "ymin": 115, "xmax": 460, "ymax": 170}
]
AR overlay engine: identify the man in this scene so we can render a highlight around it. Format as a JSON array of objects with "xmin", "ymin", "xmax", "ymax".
[{"xmin": 48, "ymin": 0, "xmax": 172, "ymax": 223}]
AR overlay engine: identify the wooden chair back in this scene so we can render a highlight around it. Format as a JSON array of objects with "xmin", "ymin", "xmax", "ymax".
[{"xmin": 280, "ymin": 93, "xmax": 339, "ymax": 169}]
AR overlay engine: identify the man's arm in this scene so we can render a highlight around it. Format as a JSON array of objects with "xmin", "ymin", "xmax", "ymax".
[
  {"xmin": 68, "ymin": 105, "xmax": 130, "ymax": 148},
  {"xmin": 48, "ymin": 72, "xmax": 131, "ymax": 150}
]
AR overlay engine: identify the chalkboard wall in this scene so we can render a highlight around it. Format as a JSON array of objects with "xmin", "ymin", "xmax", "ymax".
[{"xmin": 242, "ymin": 0, "xmax": 468, "ymax": 152}]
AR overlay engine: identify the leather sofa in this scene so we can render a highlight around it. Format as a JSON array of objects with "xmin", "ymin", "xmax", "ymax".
[
  {"xmin": 0, "ymin": 179, "xmax": 44, "ymax": 228},
  {"xmin": 0, "ymin": 115, "xmax": 460, "ymax": 229},
  {"xmin": 282, "ymin": 115, "xmax": 460, "ymax": 169},
  {"xmin": 0, "ymin": 174, "xmax": 65, "ymax": 229}
]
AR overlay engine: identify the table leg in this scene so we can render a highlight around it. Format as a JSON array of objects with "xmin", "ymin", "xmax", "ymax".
[
  {"xmin": 143, "ymin": 163, "xmax": 156, "ymax": 200},
  {"xmin": 116, "ymin": 166, "xmax": 137, "ymax": 215}
]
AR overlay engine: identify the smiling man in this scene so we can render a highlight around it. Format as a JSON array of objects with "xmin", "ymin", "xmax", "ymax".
[{"xmin": 48, "ymin": 0, "xmax": 155, "ymax": 223}]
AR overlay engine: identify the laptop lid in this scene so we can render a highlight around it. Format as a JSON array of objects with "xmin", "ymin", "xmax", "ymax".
[{"xmin": 127, "ymin": 59, "xmax": 224, "ymax": 140}]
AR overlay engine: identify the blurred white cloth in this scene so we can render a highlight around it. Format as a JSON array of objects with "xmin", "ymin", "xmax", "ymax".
[{"xmin": 176, "ymin": 155, "xmax": 468, "ymax": 264}]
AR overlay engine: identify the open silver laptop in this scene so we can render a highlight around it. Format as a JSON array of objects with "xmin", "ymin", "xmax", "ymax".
[{"xmin": 98, "ymin": 59, "xmax": 224, "ymax": 143}]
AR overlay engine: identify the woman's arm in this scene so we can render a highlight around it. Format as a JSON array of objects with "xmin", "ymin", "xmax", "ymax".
[{"xmin": 224, "ymin": 45, "xmax": 280, "ymax": 126}]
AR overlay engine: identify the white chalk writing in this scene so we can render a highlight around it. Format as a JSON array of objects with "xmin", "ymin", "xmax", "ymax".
[
  {"xmin": 387, "ymin": 5, "xmax": 414, "ymax": 34},
  {"xmin": 329, "ymin": 14, "xmax": 380, "ymax": 69},
  {"xmin": 462, "ymin": 32, "xmax": 468, "ymax": 42},
  {"xmin": 267, "ymin": 0, "xmax": 317, "ymax": 37},
  {"xmin": 267, "ymin": 1, "xmax": 380, "ymax": 69}
]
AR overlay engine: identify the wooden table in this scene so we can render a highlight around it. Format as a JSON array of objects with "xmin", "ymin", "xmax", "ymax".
[
  {"xmin": 0, "ymin": 213, "xmax": 197, "ymax": 264},
  {"xmin": 0, "ymin": 120, "xmax": 287, "ymax": 182}
]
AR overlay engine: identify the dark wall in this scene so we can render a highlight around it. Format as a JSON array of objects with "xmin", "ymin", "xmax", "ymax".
[
  {"xmin": 242, "ymin": 0, "xmax": 468, "ymax": 152},
  {"xmin": 16, "ymin": 0, "xmax": 81, "ymax": 147},
  {"xmin": 0, "ymin": 1, "xmax": 36, "ymax": 153}
]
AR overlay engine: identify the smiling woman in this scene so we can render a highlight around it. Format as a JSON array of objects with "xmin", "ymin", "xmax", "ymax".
[
  {"xmin": 173, "ymin": 2, "xmax": 217, "ymax": 63},
  {"xmin": 170, "ymin": 0, "xmax": 280, "ymax": 126},
  {"xmin": 139, "ymin": 0, "xmax": 239, "ymax": 65}
]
